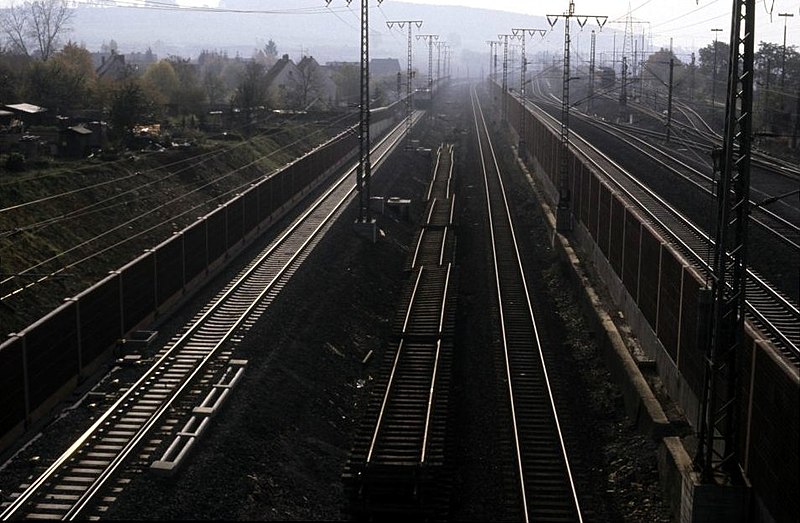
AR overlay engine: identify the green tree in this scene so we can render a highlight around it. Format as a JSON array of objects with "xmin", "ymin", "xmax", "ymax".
[
  {"xmin": 0, "ymin": 49, "xmax": 29, "ymax": 101},
  {"xmin": 265, "ymin": 39, "xmax": 278, "ymax": 59},
  {"xmin": 232, "ymin": 60, "xmax": 268, "ymax": 133},
  {"xmin": 198, "ymin": 50, "xmax": 232, "ymax": 105},
  {"xmin": 142, "ymin": 59, "xmax": 177, "ymax": 106},
  {"xmin": 332, "ymin": 63, "xmax": 359, "ymax": 107},
  {"xmin": 203, "ymin": 70, "xmax": 227, "ymax": 106},
  {"xmin": 109, "ymin": 80, "xmax": 151, "ymax": 141},
  {"xmin": 755, "ymin": 41, "xmax": 800, "ymax": 132},
  {"xmin": 698, "ymin": 39, "xmax": 730, "ymax": 102},
  {"xmin": 25, "ymin": 49, "xmax": 93, "ymax": 112},
  {"xmin": 166, "ymin": 55, "xmax": 206, "ymax": 115}
]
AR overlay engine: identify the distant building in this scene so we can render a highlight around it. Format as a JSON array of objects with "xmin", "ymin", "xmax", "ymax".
[
  {"xmin": 370, "ymin": 58, "xmax": 402, "ymax": 78},
  {"xmin": 297, "ymin": 56, "xmax": 337, "ymax": 109},
  {"xmin": 94, "ymin": 52, "xmax": 129, "ymax": 81},
  {"xmin": 61, "ymin": 125, "xmax": 93, "ymax": 158},
  {"xmin": 265, "ymin": 54, "xmax": 302, "ymax": 108},
  {"xmin": 4, "ymin": 103, "xmax": 48, "ymax": 127},
  {"xmin": 126, "ymin": 49, "xmax": 158, "ymax": 69}
]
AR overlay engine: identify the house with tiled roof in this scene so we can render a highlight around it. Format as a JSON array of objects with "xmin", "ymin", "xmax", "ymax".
[
  {"xmin": 95, "ymin": 52, "xmax": 129, "ymax": 81},
  {"xmin": 265, "ymin": 54, "xmax": 301, "ymax": 108},
  {"xmin": 296, "ymin": 56, "xmax": 337, "ymax": 109}
]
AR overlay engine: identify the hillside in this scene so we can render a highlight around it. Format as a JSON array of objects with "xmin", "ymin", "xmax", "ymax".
[{"xmin": 0, "ymin": 115, "xmax": 351, "ymax": 336}]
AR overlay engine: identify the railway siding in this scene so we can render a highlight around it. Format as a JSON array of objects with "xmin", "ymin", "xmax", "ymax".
[{"xmin": 343, "ymin": 143, "xmax": 458, "ymax": 520}]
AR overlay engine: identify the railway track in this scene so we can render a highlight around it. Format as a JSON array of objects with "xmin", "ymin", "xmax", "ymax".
[
  {"xmin": 525, "ymin": 93, "xmax": 800, "ymax": 365},
  {"xmin": 472, "ymin": 86, "xmax": 583, "ymax": 522},
  {"xmin": 531, "ymin": 91, "xmax": 800, "ymax": 257},
  {"xmin": 0, "ymin": 111, "xmax": 419, "ymax": 521},
  {"xmin": 343, "ymin": 143, "xmax": 458, "ymax": 520}
]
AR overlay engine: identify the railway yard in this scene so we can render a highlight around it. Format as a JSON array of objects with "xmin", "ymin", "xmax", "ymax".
[{"xmin": 0, "ymin": 78, "xmax": 797, "ymax": 522}]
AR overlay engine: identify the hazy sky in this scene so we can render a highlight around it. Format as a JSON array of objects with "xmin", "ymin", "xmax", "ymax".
[
  {"xmin": 189, "ymin": 0, "xmax": 800, "ymax": 48},
  {"xmin": 0, "ymin": 0, "xmax": 798, "ymax": 48}
]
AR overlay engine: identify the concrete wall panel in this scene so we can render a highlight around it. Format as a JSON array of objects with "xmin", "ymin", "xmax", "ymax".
[
  {"xmin": 121, "ymin": 252, "xmax": 156, "ymax": 332},
  {"xmin": 638, "ymin": 226, "xmax": 660, "ymax": 329},
  {"xmin": 609, "ymin": 194, "xmax": 624, "ymax": 274}
]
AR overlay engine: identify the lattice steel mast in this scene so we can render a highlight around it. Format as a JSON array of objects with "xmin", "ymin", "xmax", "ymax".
[
  {"xmin": 387, "ymin": 18, "xmax": 423, "ymax": 147},
  {"xmin": 434, "ymin": 40, "xmax": 447, "ymax": 85},
  {"xmin": 327, "ymin": 0, "xmax": 384, "ymax": 222},
  {"xmin": 695, "ymin": 0, "xmax": 755, "ymax": 486},
  {"xmin": 547, "ymin": 1, "xmax": 607, "ymax": 232},
  {"xmin": 416, "ymin": 33, "xmax": 439, "ymax": 94},
  {"xmin": 498, "ymin": 33, "xmax": 516, "ymax": 121},
  {"xmin": 487, "ymin": 40, "xmax": 501, "ymax": 81},
  {"xmin": 511, "ymin": 27, "xmax": 548, "ymax": 160}
]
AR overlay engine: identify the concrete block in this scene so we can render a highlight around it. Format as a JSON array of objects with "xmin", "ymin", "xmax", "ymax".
[{"xmin": 680, "ymin": 471, "xmax": 751, "ymax": 523}]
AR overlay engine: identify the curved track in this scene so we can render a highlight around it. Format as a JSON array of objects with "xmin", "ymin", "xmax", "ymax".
[{"xmin": 524, "ymin": 87, "xmax": 800, "ymax": 365}]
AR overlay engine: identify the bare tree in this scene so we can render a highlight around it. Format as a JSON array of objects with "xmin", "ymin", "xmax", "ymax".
[
  {"xmin": 0, "ymin": 2, "xmax": 30, "ymax": 56},
  {"xmin": 0, "ymin": 0, "xmax": 74, "ymax": 60},
  {"xmin": 233, "ymin": 60, "xmax": 268, "ymax": 132},
  {"xmin": 290, "ymin": 56, "xmax": 326, "ymax": 109}
]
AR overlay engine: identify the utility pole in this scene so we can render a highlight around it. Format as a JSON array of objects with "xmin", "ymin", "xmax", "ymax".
[
  {"xmin": 387, "ymin": 18, "xmax": 423, "ymax": 148},
  {"xmin": 588, "ymin": 29, "xmax": 596, "ymax": 113},
  {"xmin": 666, "ymin": 58, "xmax": 674, "ymax": 142},
  {"xmin": 326, "ymin": 0, "xmax": 384, "ymax": 225},
  {"xmin": 779, "ymin": 13, "xmax": 793, "ymax": 114},
  {"xmin": 511, "ymin": 27, "xmax": 548, "ymax": 160},
  {"xmin": 695, "ymin": 0, "xmax": 754, "ymax": 487},
  {"xmin": 547, "ymin": 1, "xmax": 607, "ymax": 232},
  {"xmin": 620, "ymin": 56, "xmax": 628, "ymax": 108},
  {"xmin": 711, "ymin": 28, "xmax": 723, "ymax": 113},
  {"xmin": 498, "ymin": 33, "xmax": 516, "ymax": 121},
  {"xmin": 416, "ymin": 33, "xmax": 439, "ymax": 95}
]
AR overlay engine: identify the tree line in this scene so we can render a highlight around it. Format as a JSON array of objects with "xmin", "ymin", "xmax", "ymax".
[{"xmin": 0, "ymin": 0, "xmax": 368, "ymax": 144}]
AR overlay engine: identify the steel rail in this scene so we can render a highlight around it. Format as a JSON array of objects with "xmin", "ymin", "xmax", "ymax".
[
  {"xmin": 471, "ymin": 85, "xmax": 582, "ymax": 523},
  {"xmin": 526, "ymin": 97, "xmax": 800, "ymax": 360},
  {"xmin": 1, "ymin": 110, "xmax": 417, "ymax": 521}
]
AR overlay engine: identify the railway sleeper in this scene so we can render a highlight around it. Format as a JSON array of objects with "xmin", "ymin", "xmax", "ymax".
[{"xmin": 343, "ymin": 462, "xmax": 451, "ymax": 521}]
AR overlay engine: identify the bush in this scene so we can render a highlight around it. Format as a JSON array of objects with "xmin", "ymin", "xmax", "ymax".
[{"xmin": 5, "ymin": 152, "xmax": 26, "ymax": 172}]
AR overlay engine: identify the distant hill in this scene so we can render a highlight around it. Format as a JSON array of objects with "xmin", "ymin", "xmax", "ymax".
[{"xmin": 65, "ymin": 1, "xmax": 626, "ymax": 77}]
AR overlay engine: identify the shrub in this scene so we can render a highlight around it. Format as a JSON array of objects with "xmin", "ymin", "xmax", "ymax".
[{"xmin": 5, "ymin": 152, "xmax": 26, "ymax": 172}]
